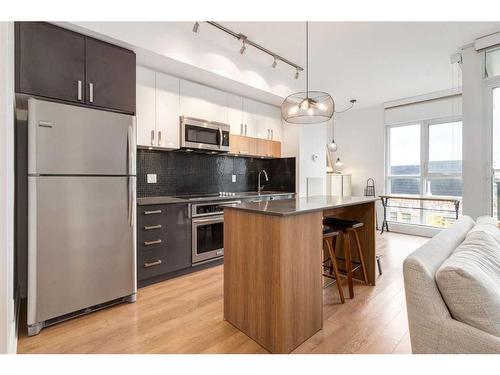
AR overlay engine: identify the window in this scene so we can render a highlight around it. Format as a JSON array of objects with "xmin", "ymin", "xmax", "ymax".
[
  {"xmin": 386, "ymin": 119, "xmax": 463, "ymax": 227},
  {"xmin": 427, "ymin": 121, "xmax": 463, "ymax": 197},
  {"xmin": 387, "ymin": 124, "xmax": 421, "ymax": 195},
  {"xmin": 485, "ymin": 46, "xmax": 500, "ymax": 78}
]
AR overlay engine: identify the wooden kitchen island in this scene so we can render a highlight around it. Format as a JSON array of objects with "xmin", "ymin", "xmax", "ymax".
[{"xmin": 223, "ymin": 195, "xmax": 377, "ymax": 354}]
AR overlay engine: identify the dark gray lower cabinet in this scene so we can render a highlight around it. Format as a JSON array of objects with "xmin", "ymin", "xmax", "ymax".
[{"xmin": 137, "ymin": 203, "xmax": 191, "ymax": 285}]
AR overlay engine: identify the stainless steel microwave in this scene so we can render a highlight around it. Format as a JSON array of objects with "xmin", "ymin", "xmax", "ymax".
[{"xmin": 180, "ymin": 116, "xmax": 230, "ymax": 152}]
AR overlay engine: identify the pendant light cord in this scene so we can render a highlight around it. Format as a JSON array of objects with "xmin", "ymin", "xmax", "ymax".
[{"xmin": 306, "ymin": 21, "xmax": 309, "ymax": 99}]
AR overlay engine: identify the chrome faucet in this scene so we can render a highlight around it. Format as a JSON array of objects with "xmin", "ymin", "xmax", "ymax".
[{"xmin": 258, "ymin": 170, "xmax": 269, "ymax": 193}]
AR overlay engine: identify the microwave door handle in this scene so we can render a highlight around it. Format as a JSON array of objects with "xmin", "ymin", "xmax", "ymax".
[{"xmin": 218, "ymin": 128, "xmax": 222, "ymax": 148}]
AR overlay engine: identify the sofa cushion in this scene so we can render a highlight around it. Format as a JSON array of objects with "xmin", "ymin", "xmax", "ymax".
[
  {"xmin": 436, "ymin": 230, "xmax": 500, "ymax": 337},
  {"xmin": 469, "ymin": 216, "xmax": 500, "ymax": 245}
]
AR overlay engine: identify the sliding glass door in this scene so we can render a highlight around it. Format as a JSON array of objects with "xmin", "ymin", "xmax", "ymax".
[{"xmin": 492, "ymin": 87, "xmax": 500, "ymax": 219}]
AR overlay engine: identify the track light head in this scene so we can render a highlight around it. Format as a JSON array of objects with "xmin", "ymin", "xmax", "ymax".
[
  {"xmin": 192, "ymin": 22, "xmax": 200, "ymax": 33},
  {"xmin": 294, "ymin": 69, "xmax": 300, "ymax": 79},
  {"xmin": 272, "ymin": 57, "xmax": 278, "ymax": 68}
]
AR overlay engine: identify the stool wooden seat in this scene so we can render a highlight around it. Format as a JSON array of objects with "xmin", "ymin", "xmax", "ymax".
[
  {"xmin": 323, "ymin": 218, "xmax": 369, "ymax": 299},
  {"xmin": 322, "ymin": 226, "xmax": 345, "ymax": 304}
]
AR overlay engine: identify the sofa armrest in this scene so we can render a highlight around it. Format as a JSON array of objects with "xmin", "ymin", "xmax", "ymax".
[{"xmin": 433, "ymin": 318, "xmax": 500, "ymax": 354}]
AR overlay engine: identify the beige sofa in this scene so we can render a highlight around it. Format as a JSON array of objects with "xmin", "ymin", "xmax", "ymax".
[{"xmin": 403, "ymin": 216, "xmax": 500, "ymax": 354}]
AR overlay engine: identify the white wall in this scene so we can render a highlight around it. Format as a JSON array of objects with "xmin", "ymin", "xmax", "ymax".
[
  {"xmin": 283, "ymin": 122, "xmax": 327, "ymax": 197},
  {"xmin": 332, "ymin": 105, "xmax": 385, "ymax": 225},
  {"xmin": 333, "ymin": 105, "xmax": 385, "ymax": 197},
  {"xmin": 0, "ymin": 22, "xmax": 16, "ymax": 354}
]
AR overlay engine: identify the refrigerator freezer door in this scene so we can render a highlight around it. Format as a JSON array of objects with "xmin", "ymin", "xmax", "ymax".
[
  {"xmin": 28, "ymin": 98, "xmax": 136, "ymax": 176},
  {"xmin": 28, "ymin": 176, "xmax": 136, "ymax": 326}
]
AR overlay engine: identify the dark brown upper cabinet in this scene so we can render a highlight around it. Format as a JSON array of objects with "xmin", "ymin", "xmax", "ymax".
[
  {"xmin": 15, "ymin": 22, "xmax": 85, "ymax": 104},
  {"xmin": 15, "ymin": 22, "xmax": 136, "ymax": 114},
  {"xmin": 85, "ymin": 38, "xmax": 136, "ymax": 114}
]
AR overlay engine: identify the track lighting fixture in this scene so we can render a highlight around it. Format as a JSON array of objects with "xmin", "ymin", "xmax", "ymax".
[
  {"xmin": 200, "ymin": 22, "xmax": 303, "ymax": 77},
  {"xmin": 272, "ymin": 56, "xmax": 278, "ymax": 68}
]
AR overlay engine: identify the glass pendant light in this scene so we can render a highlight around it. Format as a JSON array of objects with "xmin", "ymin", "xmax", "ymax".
[
  {"xmin": 281, "ymin": 22, "xmax": 334, "ymax": 124},
  {"xmin": 328, "ymin": 116, "xmax": 338, "ymax": 152}
]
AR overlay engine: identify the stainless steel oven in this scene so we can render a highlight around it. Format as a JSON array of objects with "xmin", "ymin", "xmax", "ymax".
[
  {"xmin": 191, "ymin": 200, "xmax": 240, "ymax": 264},
  {"xmin": 180, "ymin": 116, "xmax": 230, "ymax": 152}
]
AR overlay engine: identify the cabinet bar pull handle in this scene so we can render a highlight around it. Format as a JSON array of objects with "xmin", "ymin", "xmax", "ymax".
[
  {"xmin": 267, "ymin": 129, "xmax": 270, "ymax": 139},
  {"xmin": 89, "ymin": 82, "xmax": 94, "ymax": 103},
  {"xmin": 144, "ymin": 260, "xmax": 162, "ymax": 268},
  {"xmin": 144, "ymin": 224, "xmax": 162, "ymax": 230},
  {"xmin": 77, "ymin": 80, "xmax": 82, "ymax": 101},
  {"xmin": 158, "ymin": 131, "xmax": 162, "ymax": 146},
  {"xmin": 144, "ymin": 239, "xmax": 162, "ymax": 246},
  {"xmin": 240, "ymin": 123, "xmax": 243, "ymax": 135},
  {"xmin": 144, "ymin": 209, "xmax": 162, "ymax": 215},
  {"xmin": 150, "ymin": 130, "xmax": 155, "ymax": 146},
  {"xmin": 271, "ymin": 129, "xmax": 274, "ymax": 140},
  {"xmin": 245, "ymin": 124, "xmax": 247, "ymax": 135}
]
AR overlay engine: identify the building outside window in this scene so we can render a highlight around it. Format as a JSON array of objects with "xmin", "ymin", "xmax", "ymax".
[{"xmin": 386, "ymin": 119, "xmax": 463, "ymax": 228}]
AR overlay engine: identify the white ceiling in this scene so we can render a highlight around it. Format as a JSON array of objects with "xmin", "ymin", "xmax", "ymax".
[
  {"xmin": 214, "ymin": 22, "xmax": 500, "ymax": 108},
  {"xmin": 68, "ymin": 21, "xmax": 500, "ymax": 109}
]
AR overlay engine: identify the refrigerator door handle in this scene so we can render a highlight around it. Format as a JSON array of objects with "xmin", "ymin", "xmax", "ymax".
[
  {"xmin": 127, "ymin": 124, "xmax": 135, "ymax": 176},
  {"xmin": 128, "ymin": 176, "xmax": 134, "ymax": 227},
  {"xmin": 89, "ymin": 83, "xmax": 94, "ymax": 103}
]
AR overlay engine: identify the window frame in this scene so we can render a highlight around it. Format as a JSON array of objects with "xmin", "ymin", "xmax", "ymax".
[
  {"xmin": 386, "ymin": 115, "xmax": 463, "ymax": 197},
  {"xmin": 385, "ymin": 116, "xmax": 463, "ymax": 226}
]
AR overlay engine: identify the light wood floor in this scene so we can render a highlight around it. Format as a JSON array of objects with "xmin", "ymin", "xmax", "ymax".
[{"xmin": 17, "ymin": 232, "xmax": 428, "ymax": 354}]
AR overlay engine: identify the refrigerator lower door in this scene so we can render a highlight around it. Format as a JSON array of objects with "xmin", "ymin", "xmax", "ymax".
[{"xmin": 28, "ymin": 176, "xmax": 136, "ymax": 329}]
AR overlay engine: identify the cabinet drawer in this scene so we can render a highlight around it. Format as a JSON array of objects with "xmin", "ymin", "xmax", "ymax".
[
  {"xmin": 137, "ymin": 247, "xmax": 170, "ymax": 280},
  {"xmin": 138, "ymin": 246, "xmax": 190, "ymax": 281},
  {"xmin": 137, "ymin": 205, "xmax": 169, "ymax": 227},
  {"xmin": 138, "ymin": 230, "xmax": 167, "ymax": 251}
]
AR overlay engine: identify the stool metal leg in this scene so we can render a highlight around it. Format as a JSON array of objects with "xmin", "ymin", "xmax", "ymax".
[{"xmin": 376, "ymin": 255, "xmax": 383, "ymax": 276}]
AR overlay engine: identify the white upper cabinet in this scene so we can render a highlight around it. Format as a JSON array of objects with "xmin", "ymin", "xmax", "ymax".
[
  {"xmin": 179, "ymin": 80, "xmax": 227, "ymax": 123},
  {"xmin": 242, "ymin": 98, "xmax": 258, "ymax": 137},
  {"xmin": 227, "ymin": 93, "xmax": 244, "ymax": 135},
  {"xmin": 136, "ymin": 66, "xmax": 156, "ymax": 147},
  {"xmin": 136, "ymin": 67, "xmax": 181, "ymax": 149},
  {"xmin": 257, "ymin": 103, "xmax": 283, "ymax": 141},
  {"xmin": 137, "ymin": 67, "xmax": 284, "ymax": 149},
  {"xmin": 156, "ymin": 72, "xmax": 180, "ymax": 149}
]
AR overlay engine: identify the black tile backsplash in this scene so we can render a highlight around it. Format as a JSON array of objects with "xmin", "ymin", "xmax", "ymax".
[{"xmin": 137, "ymin": 149, "xmax": 296, "ymax": 198}]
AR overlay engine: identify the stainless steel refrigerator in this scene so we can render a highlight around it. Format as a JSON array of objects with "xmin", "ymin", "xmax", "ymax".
[{"xmin": 27, "ymin": 98, "xmax": 136, "ymax": 336}]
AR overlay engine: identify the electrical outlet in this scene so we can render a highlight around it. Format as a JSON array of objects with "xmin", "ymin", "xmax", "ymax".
[
  {"xmin": 232, "ymin": 174, "xmax": 236, "ymax": 183},
  {"xmin": 147, "ymin": 174, "xmax": 157, "ymax": 184}
]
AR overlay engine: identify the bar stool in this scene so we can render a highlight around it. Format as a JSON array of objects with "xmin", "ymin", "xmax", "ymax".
[
  {"xmin": 323, "ymin": 218, "xmax": 369, "ymax": 299},
  {"xmin": 322, "ymin": 225, "xmax": 345, "ymax": 304}
]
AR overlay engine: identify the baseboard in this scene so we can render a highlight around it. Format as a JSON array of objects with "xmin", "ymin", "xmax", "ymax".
[{"xmin": 385, "ymin": 222, "xmax": 442, "ymax": 238}]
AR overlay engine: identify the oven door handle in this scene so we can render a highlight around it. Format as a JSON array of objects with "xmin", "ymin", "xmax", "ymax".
[{"xmin": 192, "ymin": 217, "xmax": 224, "ymax": 224}]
